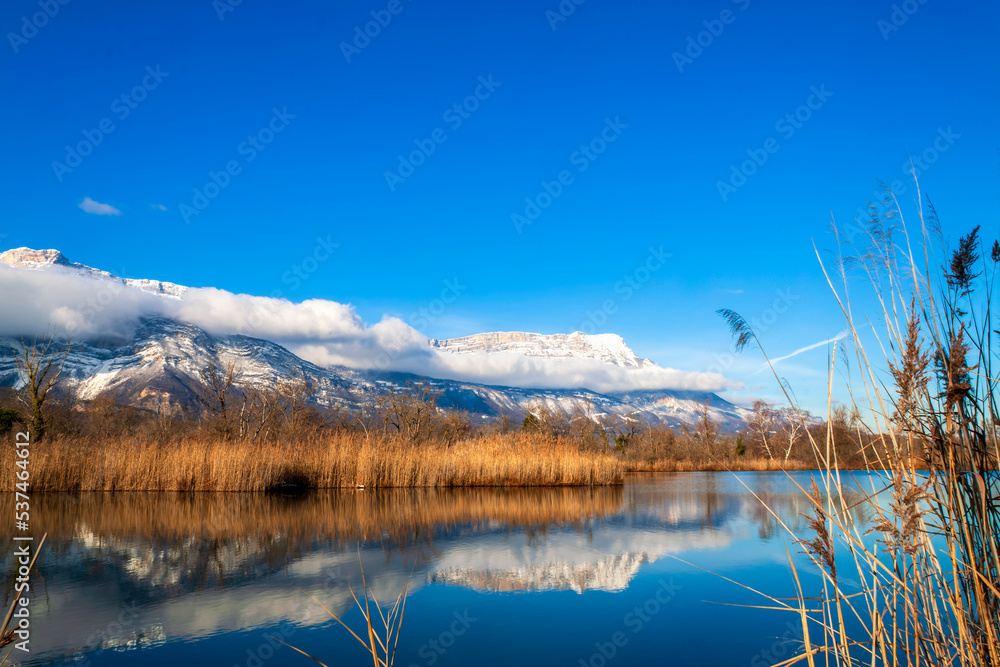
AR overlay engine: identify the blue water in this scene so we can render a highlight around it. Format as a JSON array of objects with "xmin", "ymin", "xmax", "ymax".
[{"xmin": 6, "ymin": 471, "xmax": 890, "ymax": 666}]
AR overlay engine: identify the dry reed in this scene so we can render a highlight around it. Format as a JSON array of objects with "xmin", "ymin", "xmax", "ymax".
[
  {"xmin": 5, "ymin": 431, "xmax": 623, "ymax": 492},
  {"xmin": 721, "ymin": 186, "xmax": 1000, "ymax": 666},
  {"xmin": 280, "ymin": 559, "xmax": 409, "ymax": 667}
]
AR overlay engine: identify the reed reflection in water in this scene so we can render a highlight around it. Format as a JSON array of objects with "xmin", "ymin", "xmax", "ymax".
[{"xmin": 1, "ymin": 472, "xmax": 880, "ymax": 666}]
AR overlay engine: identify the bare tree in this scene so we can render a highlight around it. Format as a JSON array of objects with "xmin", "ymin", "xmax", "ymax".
[
  {"xmin": 374, "ymin": 382, "xmax": 441, "ymax": 443},
  {"xmin": 354, "ymin": 401, "xmax": 379, "ymax": 438},
  {"xmin": 598, "ymin": 413, "xmax": 641, "ymax": 452},
  {"xmin": 522, "ymin": 400, "xmax": 570, "ymax": 438},
  {"xmin": 497, "ymin": 406, "xmax": 515, "ymax": 435},
  {"xmin": 568, "ymin": 399, "xmax": 601, "ymax": 448},
  {"xmin": 827, "ymin": 403, "xmax": 861, "ymax": 460},
  {"xmin": 693, "ymin": 399, "xmax": 719, "ymax": 451},
  {"xmin": 277, "ymin": 371, "xmax": 317, "ymax": 432},
  {"xmin": 747, "ymin": 399, "xmax": 777, "ymax": 459},
  {"xmin": 15, "ymin": 333, "xmax": 69, "ymax": 440},
  {"xmin": 196, "ymin": 360, "xmax": 241, "ymax": 438},
  {"xmin": 238, "ymin": 386, "xmax": 282, "ymax": 441},
  {"xmin": 615, "ymin": 413, "xmax": 641, "ymax": 452},
  {"xmin": 778, "ymin": 407, "xmax": 807, "ymax": 461},
  {"xmin": 438, "ymin": 409, "xmax": 472, "ymax": 447}
]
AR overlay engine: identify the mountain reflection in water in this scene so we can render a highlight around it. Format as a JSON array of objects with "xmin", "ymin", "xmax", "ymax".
[{"xmin": 1, "ymin": 472, "xmax": 880, "ymax": 666}]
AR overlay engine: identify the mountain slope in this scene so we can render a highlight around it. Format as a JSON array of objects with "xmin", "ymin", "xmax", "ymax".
[{"xmin": 0, "ymin": 248, "xmax": 749, "ymax": 429}]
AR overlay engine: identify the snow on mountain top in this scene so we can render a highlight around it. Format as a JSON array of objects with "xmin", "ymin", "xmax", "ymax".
[
  {"xmin": 1, "ymin": 247, "xmax": 188, "ymax": 299},
  {"xmin": 0, "ymin": 247, "xmax": 71, "ymax": 267},
  {"xmin": 429, "ymin": 331, "xmax": 654, "ymax": 369}
]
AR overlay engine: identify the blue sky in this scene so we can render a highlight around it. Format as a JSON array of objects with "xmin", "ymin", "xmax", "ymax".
[{"xmin": 3, "ymin": 0, "xmax": 998, "ymax": 413}]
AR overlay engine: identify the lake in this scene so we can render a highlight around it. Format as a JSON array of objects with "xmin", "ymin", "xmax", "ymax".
[{"xmin": 4, "ymin": 471, "xmax": 884, "ymax": 666}]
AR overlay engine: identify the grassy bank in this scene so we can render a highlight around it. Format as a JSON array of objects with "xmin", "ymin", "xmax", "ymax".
[
  {"xmin": 4, "ymin": 430, "xmax": 832, "ymax": 492},
  {"xmin": 7, "ymin": 432, "xmax": 625, "ymax": 491}
]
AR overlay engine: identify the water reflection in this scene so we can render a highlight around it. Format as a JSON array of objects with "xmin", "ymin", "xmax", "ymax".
[{"xmin": 1, "ymin": 472, "xmax": 882, "ymax": 666}]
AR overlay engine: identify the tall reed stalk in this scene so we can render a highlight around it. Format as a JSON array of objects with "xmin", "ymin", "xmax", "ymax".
[
  {"xmin": 281, "ymin": 558, "xmax": 409, "ymax": 667},
  {"xmin": 722, "ymin": 185, "xmax": 1000, "ymax": 666}
]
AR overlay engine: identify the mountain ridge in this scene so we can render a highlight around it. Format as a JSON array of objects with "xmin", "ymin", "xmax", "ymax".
[
  {"xmin": 0, "ymin": 248, "xmax": 749, "ymax": 429},
  {"xmin": 429, "ymin": 331, "xmax": 654, "ymax": 369}
]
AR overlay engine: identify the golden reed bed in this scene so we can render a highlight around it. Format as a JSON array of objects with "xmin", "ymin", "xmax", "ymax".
[{"xmin": 7, "ymin": 432, "xmax": 624, "ymax": 492}]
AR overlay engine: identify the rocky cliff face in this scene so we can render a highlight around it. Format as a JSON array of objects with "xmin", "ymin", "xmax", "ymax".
[
  {"xmin": 0, "ymin": 247, "xmax": 72, "ymax": 268},
  {"xmin": 430, "ymin": 331, "xmax": 654, "ymax": 369}
]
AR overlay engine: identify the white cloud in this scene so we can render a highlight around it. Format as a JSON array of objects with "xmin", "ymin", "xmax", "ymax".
[
  {"xmin": 0, "ymin": 262, "xmax": 738, "ymax": 394},
  {"xmin": 79, "ymin": 197, "xmax": 122, "ymax": 216},
  {"xmin": 151, "ymin": 204, "xmax": 168, "ymax": 212}
]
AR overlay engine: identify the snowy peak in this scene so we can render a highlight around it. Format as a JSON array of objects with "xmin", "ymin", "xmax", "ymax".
[
  {"xmin": 0, "ymin": 247, "xmax": 188, "ymax": 299},
  {"xmin": 0, "ymin": 247, "xmax": 71, "ymax": 268},
  {"xmin": 429, "ymin": 331, "xmax": 654, "ymax": 369}
]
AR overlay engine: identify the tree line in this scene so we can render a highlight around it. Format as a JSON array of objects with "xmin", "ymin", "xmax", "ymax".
[{"xmin": 0, "ymin": 334, "xmax": 875, "ymax": 469}]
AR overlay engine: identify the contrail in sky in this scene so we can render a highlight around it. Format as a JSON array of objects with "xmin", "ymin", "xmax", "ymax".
[{"xmin": 756, "ymin": 331, "xmax": 850, "ymax": 372}]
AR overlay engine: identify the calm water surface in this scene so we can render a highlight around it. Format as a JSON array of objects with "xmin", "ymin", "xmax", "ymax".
[{"xmin": 4, "ymin": 472, "xmax": 886, "ymax": 666}]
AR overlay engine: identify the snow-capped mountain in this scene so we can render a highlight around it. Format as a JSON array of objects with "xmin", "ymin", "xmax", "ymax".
[
  {"xmin": 1, "ymin": 247, "xmax": 188, "ymax": 299},
  {"xmin": 430, "ymin": 331, "xmax": 654, "ymax": 369},
  {"xmin": 0, "ymin": 248, "xmax": 749, "ymax": 428},
  {"xmin": 0, "ymin": 317, "xmax": 370, "ymax": 414}
]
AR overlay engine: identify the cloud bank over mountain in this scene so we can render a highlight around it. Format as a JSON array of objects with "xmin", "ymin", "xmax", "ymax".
[{"xmin": 0, "ymin": 250, "xmax": 737, "ymax": 394}]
